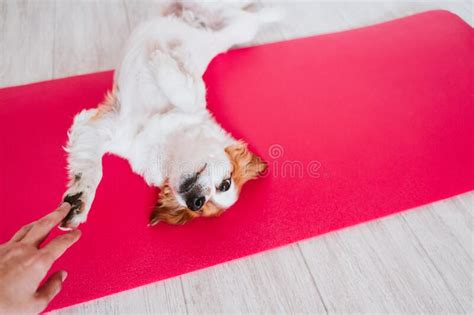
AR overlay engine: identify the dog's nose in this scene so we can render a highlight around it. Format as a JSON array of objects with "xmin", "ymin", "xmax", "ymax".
[{"xmin": 187, "ymin": 196, "xmax": 205, "ymax": 211}]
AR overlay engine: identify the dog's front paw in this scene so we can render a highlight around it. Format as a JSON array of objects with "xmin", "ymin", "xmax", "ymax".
[{"xmin": 60, "ymin": 191, "xmax": 88, "ymax": 230}]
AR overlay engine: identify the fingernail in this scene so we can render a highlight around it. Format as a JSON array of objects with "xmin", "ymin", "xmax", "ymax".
[
  {"xmin": 57, "ymin": 202, "xmax": 70, "ymax": 210},
  {"xmin": 62, "ymin": 271, "xmax": 68, "ymax": 282},
  {"xmin": 61, "ymin": 202, "xmax": 71, "ymax": 208}
]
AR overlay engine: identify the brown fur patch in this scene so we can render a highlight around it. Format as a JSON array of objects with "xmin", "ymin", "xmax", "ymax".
[
  {"xmin": 225, "ymin": 141, "xmax": 267, "ymax": 191},
  {"xmin": 161, "ymin": 2, "xmax": 183, "ymax": 17},
  {"xmin": 168, "ymin": 39, "xmax": 182, "ymax": 50},
  {"xmin": 91, "ymin": 85, "xmax": 118, "ymax": 120},
  {"xmin": 201, "ymin": 200, "xmax": 224, "ymax": 217},
  {"xmin": 149, "ymin": 181, "xmax": 198, "ymax": 225},
  {"xmin": 160, "ymin": 2, "xmax": 224, "ymax": 31}
]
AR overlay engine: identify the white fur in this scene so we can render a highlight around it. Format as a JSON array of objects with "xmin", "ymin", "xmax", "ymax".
[{"xmin": 61, "ymin": 1, "xmax": 282, "ymax": 228}]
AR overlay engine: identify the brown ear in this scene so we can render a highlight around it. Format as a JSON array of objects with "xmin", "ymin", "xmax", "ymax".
[
  {"xmin": 225, "ymin": 141, "xmax": 267, "ymax": 190},
  {"xmin": 149, "ymin": 182, "xmax": 195, "ymax": 225}
]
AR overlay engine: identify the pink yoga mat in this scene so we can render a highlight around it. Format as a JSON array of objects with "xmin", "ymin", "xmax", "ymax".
[{"xmin": 0, "ymin": 10, "xmax": 472, "ymax": 311}]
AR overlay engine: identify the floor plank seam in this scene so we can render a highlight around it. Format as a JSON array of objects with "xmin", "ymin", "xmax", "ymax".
[
  {"xmin": 296, "ymin": 243, "xmax": 329, "ymax": 314},
  {"xmin": 122, "ymin": 0, "xmax": 132, "ymax": 34},
  {"xmin": 399, "ymin": 214, "xmax": 466, "ymax": 312},
  {"xmin": 178, "ymin": 276, "xmax": 190, "ymax": 315}
]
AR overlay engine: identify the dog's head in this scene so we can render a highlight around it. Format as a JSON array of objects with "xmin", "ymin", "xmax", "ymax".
[{"xmin": 149, "ymin": 141, "xmax": 266, "ymax": 225}]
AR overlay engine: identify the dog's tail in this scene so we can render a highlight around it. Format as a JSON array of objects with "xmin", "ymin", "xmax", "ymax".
[{"xmin": 161, "ymin": 1, "xmax": 283, "ymax": 31}]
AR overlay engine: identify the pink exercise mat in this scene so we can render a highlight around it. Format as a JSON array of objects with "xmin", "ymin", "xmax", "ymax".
[{"xmin": 0, "ymin": 10, "xmax": 472, "ymax": 311}]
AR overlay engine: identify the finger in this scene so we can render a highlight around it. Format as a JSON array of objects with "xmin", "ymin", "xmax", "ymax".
[
  {"xmin": 9, "ymin": 223, "xmax": 33, "ymax": 242},
  {"xmin": 23, "ymin": 203, "xmax": 71, "ymax": 245},
  {"xmin": 35, "ymin": 270, "xmax": 67, "ymax": 308},
  {"xmin": 40, "ymin": 230, "xmax": 81, "ymax": 264}
]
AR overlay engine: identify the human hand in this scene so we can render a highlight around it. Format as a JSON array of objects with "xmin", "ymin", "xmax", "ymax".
[{"xmin": 0, "ymin": 203, "xmax": 81, "ymax": 314}]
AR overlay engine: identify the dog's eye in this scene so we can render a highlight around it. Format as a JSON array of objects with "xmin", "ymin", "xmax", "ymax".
[{"xmin": 217, "ymin": 178, "xmax": 231, "ymax": 192}]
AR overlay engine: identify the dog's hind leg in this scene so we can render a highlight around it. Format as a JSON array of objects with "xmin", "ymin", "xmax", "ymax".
[
  {"xmin": 148, "ymin": 48, "xmax": 206, "ymax": 112},
  {"xmin": 194, "ymin": 5, "xmax": 284, "ymax": 75},
  {"xmin": 60, "ymin": 97, "xmax": 117, "ymax": 229}
]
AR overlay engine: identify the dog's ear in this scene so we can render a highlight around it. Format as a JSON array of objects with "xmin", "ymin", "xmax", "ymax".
[
  {"xmin": 149, "ymin": 182, "xmax": 195, "ymax": 225},
  {"xmin": 225, "ymin": 141, "xmax": 267, "ymax": 190}
]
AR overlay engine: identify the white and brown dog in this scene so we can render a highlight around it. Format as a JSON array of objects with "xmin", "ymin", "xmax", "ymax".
[{"xmin": 60, "ymin": 2, "xmax": 281, "ymax": 229}]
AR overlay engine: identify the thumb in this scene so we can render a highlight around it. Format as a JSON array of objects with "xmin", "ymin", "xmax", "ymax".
[{"xmin": 35, "ymin": 270, "xmax": 68, "ymax": 308}]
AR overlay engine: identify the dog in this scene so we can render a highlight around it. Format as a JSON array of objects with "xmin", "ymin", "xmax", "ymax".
[{"xmin": 60, "ymin": 1, "xmax": 282, "ymax": 229}]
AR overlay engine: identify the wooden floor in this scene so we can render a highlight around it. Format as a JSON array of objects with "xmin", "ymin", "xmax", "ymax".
[{"xmin": 1, "ymin": 1, "xmax": 472, "ymax": 313}]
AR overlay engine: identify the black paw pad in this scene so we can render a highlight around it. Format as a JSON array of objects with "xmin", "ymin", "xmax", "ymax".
[{"xmin": 63, "ymin": 192, "xmax": 84, "ymax": 222}]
